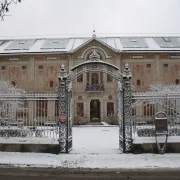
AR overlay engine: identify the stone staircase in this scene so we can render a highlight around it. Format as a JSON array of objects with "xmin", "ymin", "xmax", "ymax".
[{"xmin": 84, "ymin": 122, "xmax": 103, "ymax": 125}]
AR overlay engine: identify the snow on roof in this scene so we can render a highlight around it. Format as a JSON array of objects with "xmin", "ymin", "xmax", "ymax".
[
  {"xmin": 5, "ymin": 39, "xmax": 36, "ymax": 51},
  {"xmin": 0, "ymin": 36, "xmax": 180, "ymax": 54},
  {"xmin": 41, "ymin": 39, "xmax": 69, "ymax": 49}
]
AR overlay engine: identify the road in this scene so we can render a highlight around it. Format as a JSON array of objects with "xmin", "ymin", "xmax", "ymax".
[{"xmin": 0, "ymin": 167, "xmax": 180, "ymax": 180}]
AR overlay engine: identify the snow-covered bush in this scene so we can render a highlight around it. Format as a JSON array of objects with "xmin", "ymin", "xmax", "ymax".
[
  {"xmin": 133, "ymin": 82, "xmax": 180, "ymax": 115},
  {"xmin": 0, "ymin": 81, "xmax": 25, "ymax": 125}
]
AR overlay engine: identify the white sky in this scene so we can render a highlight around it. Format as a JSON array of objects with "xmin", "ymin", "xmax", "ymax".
[{"xmin": 0, "ymin": 0, "xmax": 180, "ymax": 38}]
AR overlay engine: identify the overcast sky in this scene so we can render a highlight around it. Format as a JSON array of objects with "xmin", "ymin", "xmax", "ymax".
[{"xmin": 0, "ymin": 0, "xmax": 180, "ymax": 38}]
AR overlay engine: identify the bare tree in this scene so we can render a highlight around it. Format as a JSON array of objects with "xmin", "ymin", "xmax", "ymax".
[{"xmin": 0, "ymin": 0, "xmax": 21, "ymax": 21}]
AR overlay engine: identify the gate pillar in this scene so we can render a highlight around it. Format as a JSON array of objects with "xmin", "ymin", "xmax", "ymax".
[
  {"xmin": 58, "ymin": 64, "xmax": 68, "ymax": 153},
  {"xmin": 122, "ymin": 63, "xmax": 132, "ymax": 153}
]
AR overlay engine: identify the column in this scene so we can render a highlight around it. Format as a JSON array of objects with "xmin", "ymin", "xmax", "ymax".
[
  {"xmin": 100, "ymin": 98, "xmax": 104, "ymax": 121},
  {"xmin": 28, "ymin": 56, "xmax": 36, "ymax": 92},
  {"xmin": 155, "ymin": 54, "xmax": 161, "ymax": 82}
]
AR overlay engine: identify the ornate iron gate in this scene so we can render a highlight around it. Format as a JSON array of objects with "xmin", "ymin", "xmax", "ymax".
[
  {"xmin": 66, "ymin": 81, "xmax": 73, "ymax": 152},
  {"xmin": 58, "ymin": 55, "xmax": 133, "ymax": 153},
  {"xmin": 117, "ymin": 64, "xmax": 132, "ymax": 152}
]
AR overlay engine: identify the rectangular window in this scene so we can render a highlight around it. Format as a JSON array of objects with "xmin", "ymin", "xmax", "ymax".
[
  {"xmin": 164, "ymin": 64, "xmax": 168, "ymax": 68},
  {"xmin": 8, "ymin": 57, "xmax": 20, "ymax": 61},
  {"xmin": 163, "ymin": 37, "xmax": 171, "ymax": 42},
  {"xmin": 146, "ymin": 64, "xmax": 151, "ymax": 68},
  {"xmin": 130, "ymin": 39, "xmax": 137, "ymax": 42},
  {"xmin": 1, "ymin": 66, "xmax": 6, "ymax": 70},
  {"xmin": 39, "ymin": 65, "xmax": 43, "ymax": 70},
  {"xmin": 45, "ymin": 56, "xmax": 58, "ymax": 60},
  {"xmin": 87, "ymin": 73, "xmax": 89, "ymax": 82},
  {"xmin": 107, "ymin": 74, "xmax": 113, "ymax": 82},
  {"xmin": 77, "ymin": 103, "xmax": 84, "ymax": 116},
  {"xmin": 144, "ymin": 104, "xmax": 155, "ymax": 116},
  {"xmin": 131, "ymin": 55, "xmax": 144, "ymax": 59},
  {"xmin": 107, "ymin": 102, "xmax": 114, "ymax": 116},
  {"xmin": 55, "ymin": 100, "xmax": 59, "ymax": 116},
  {"xmin": 22, "ymin": 66, "xmax": 27, "ymax": 70},
  {"xmin": 36, "ymin": 100, "xmax": 47, "ymax": 116},
  {"xmin": 77, "ymin": 74, "xmax": 83, "ymax": 82}
]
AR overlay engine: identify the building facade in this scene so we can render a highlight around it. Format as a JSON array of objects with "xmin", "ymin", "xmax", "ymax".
[{"xmin": 0, "ymin": 35, "xmax": 180, "ymax": 124}]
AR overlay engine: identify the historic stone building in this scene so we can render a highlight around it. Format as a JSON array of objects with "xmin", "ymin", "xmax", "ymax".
[{"xmin": 0, "ymin": 35, "xmax": 180, "ymax": 124}]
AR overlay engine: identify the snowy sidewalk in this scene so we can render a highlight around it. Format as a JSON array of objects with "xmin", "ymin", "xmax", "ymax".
[
  {"xmin": 1, "ymin": 152, "xmax": 180, "ymax": 170},
  {"xmin": 0, "ymin": 127, "xmax": 180, "ymax": 170}
]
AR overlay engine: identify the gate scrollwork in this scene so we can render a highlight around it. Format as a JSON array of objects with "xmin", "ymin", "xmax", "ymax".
[{"xmin": 58, "ymin": 61, "xmax": 132, "ymax": 153}]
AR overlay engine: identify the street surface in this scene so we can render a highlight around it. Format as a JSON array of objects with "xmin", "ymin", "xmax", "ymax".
[{"xmin": 0, "ymin": 167, "xmax": 179, "ymax": 180}]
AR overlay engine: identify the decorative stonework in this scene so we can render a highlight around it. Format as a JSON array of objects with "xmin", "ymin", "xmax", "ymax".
[
  {"xmin": 78, "ymin": 96, "xmax": 82, "ymax": 100},
  {"xmin": 8, "ymin": 66, "xmax": 19, "ymax": 79},
  {"xmin": 46, "ymin": 66, "xmax": 57, "ymax": 79},
  {"xmin": 89, "ymin": 49, "xmax": 101, "ymax": 61},
  {"xmin": 79, "ymin": 46, "xmax": 112, "ymax": 59},
  {"xmin": 108, "ymin": 95, "xmax": 112, "ymax": 100}
]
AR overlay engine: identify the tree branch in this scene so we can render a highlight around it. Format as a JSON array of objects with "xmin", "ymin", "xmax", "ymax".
[{"xmin": 0, "ymin": 0, "xmax": 21, "ymax": 21}]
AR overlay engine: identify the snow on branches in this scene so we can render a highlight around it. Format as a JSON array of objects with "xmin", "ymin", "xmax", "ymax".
[
  {"xmin": 134, "ymin": 82, "xmax": 180, "ymax": 98},
  {"xmin": 149, "ymin": 82, "xmax": 180, "ymax": 94},
  {"xmin": 0, "ymin": 0, "xmax": 21, "ymax": 21},
  {"xmin": 133, "ymin": 82, "xmax": 180, "ymax": 119},
  {"xmin": 0, "ymin": 81, "xmax": 25, "ymax": 125},
  {"xmin": 0, "ymin": 81, "xmax": 25, "ymax": 95}
]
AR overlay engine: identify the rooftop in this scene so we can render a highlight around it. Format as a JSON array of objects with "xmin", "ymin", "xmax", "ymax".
[{"xmin": 0, "ymin": 36, "xmax": 180, "ymax": 54}]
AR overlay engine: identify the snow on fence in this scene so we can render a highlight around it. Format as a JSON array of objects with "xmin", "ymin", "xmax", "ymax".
[
  {"xmin": 0, "ymin": 93, "xmax": 59, "ymax": 139},
  {"xmin": 132, "ymin": 92, "xmax": 180, "ymax": 138}
]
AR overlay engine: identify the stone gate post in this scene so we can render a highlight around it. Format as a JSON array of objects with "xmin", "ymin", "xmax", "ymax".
[
  {"xmin": 122, "ymin": 63, "xmax": 132, "ymax": 153},
  {"xmin": 58, "ymin": 64, "xmax": 68, "ymax": 153}
]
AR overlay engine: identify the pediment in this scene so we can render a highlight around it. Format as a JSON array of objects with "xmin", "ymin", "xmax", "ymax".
[{"xmin": 72, "ymin": 38, "xmax": 117, "ymax": 60}]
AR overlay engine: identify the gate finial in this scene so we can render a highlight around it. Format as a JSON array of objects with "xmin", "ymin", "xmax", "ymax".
[
  {"xmin": 59, "ymin": 63, "xmax": 67, "ymax": 81},
  {"xmin": 60, "ymin": 63, "xmax": 65, "ymax": 71},
  {"xmin": 122, "ymin": 63, "xmax": 132, "ymax": 80}
]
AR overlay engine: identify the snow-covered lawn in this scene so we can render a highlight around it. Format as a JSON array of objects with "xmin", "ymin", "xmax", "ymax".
[{"xmin": 0, "ymin": 126, "xmax": 180, "ymax": 169}]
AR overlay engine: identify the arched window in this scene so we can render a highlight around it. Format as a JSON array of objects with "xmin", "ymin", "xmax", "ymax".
[
  {"xmin": 176, "ymin": 79, "xmax": 179, "ymax": 85},
  {"xmin": 137, "ymin": 79, "xmax": 141, "ymax": 86},
  {"xmin": 49, "ymin": 81, "xmax": 54, "ymax": 88},
  {"xmin": 11, "ymin": 81, "xmax": 16, "ymax": 86},
  {"xmin": 91, "ymin": 73, "xmax": 99, "ymax": 85}
]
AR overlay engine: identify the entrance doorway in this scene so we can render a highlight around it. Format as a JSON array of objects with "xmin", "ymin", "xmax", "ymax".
[{"xmin": 90, "ymin": 100, "xmax": 100, "ymax": 121}]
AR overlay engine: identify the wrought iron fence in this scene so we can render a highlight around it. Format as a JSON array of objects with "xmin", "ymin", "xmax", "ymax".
[
  {"xmin": 0, "ymin": 93, "xmax": 59, "ymax": 139},
  {"xmin": 132, "ymin": 93, "xmax": 180, "ymax": 138}
]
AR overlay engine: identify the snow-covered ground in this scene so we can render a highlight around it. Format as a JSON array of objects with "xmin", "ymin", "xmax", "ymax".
[
  {"xmin": 71, "ymin": 126, "xmax": 119, "ymax": 154},
  {"xmin": 0, "ymin": 126, "xmax": 180, "ymax": 169}
]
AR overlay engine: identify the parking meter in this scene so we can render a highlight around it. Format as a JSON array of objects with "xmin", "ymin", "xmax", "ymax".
[
  {"xmin": 155, "ymin": 112, "xmax": 168, "ymax": 154},
  {"xmin": 155, "ymin": 112, "xmax": 168, "ymax": 133}
]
